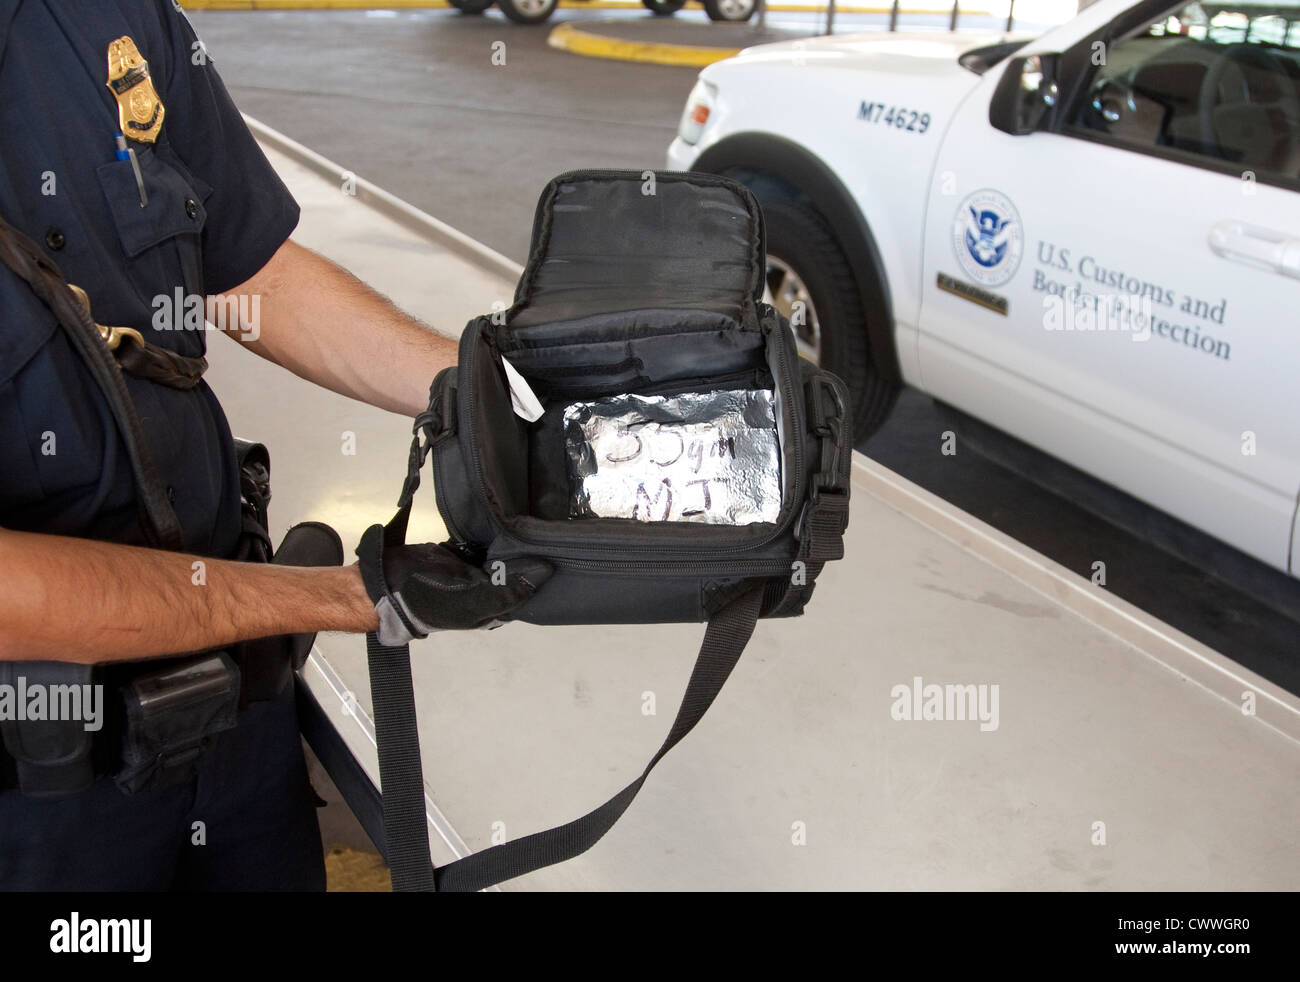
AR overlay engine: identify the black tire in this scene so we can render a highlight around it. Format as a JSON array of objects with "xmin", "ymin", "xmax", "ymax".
[
  {"xmin": 760, "ymin": 199, "xmax": 899, "ymax": 441},
  {"xmin": 703, "ymin": 0, "xmax": 756, "ymax": 21},
  {"xmin": 642, "ymin": 0, "xmax": 687, "ymax": 12},
  {"xmin": 448, "ymin": 0, "xmax": 494, "ymax": 12},
  {"xmin": 497, "ymin": 0, "xmax": 558, "ymax": 23}
]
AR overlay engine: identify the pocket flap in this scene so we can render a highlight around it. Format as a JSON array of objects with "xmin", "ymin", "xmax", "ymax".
[{"xmin": 96, "ymin": 149, "xmax": 207, "ymax": 259}]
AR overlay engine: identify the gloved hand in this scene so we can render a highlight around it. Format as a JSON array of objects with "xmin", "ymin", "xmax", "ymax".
[{"xmin": 356, "ymin": 524, "xmax": 552, "ymax": 646}]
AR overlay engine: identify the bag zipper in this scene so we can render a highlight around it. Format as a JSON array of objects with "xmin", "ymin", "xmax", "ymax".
[
  {"xmin": 532, "ymin": 556, "xmax": 797, "ymax": 576},
  {"xmin": 431, "ymin": 439, "xmax": 469, "ymax": 550}
]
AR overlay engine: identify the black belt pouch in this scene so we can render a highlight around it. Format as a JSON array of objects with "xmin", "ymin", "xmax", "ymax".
[
  {"xmin": 0, "ymin": 662, "xmax": 98, "ymax": 797},
  {"xmin": 114, "ymin": 651, "xmax": 241, "ymax": 795}
]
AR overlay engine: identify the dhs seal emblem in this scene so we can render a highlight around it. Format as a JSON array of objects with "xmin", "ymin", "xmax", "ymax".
[{"xmin": 952, "ymin": 190, "xmax": 1022, "ymax": 287}]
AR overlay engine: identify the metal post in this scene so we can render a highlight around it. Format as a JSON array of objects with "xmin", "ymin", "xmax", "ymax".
[
  {"xmin": 825, "ymin": 0, "xmax": 836, "ymax": 35},
  {"xmin": 1005, "ymin": 0, "xmax": 1015, "ymax": 31},
  {"xmin": 949, "ymin": 0, "xmax": 960, "ymax": 31},
  {"xmin": 888, "ymin": 0, "xmax": 899, "ymax": 31},
  {"xmin": 757, "ymin": 0, "xmax": 766, "ymax": 32}
]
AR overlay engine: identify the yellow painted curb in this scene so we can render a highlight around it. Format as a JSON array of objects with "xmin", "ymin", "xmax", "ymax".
[
  {"xmin": 183, "ymin": 1, "xmax": 991, "ymax": 15},
  {"xmin": 547, "ymin": 19, "xmax": 739, "ymax": 66}
]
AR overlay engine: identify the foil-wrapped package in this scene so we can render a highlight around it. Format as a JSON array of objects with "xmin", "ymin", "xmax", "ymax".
[{"xmin": 564, "ymin": 389, "xmax": 782, "ymax": 525}]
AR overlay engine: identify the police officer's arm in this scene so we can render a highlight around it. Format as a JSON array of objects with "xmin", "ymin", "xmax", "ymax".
[
  {"xmin": 141, "ymin": 6, "xmax": 454, "ymax": 418},
  {"xmin": 0, "ymin": 527, "xmax": 378, "ymax": 664},
  {"xmin": 210, "ymin": 239, "xmax": 459, "ymax": 418}
]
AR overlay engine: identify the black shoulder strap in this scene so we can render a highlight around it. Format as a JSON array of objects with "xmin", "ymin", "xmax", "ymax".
[
  {"xmin": 366, "ymin": 580, "xmax": 762, "ymax": 892},
  {"xmin": 0, "ymin": 213, "xmax": 186, "ymax": 550},
  {"xmin": 364, "ymin": 380, "xmax": 767, "ymax": 891}
]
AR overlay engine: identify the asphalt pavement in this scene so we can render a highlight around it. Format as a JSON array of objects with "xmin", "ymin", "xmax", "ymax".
[{"xmin": 193, "ymin": 7, "xmax": 698, "ymax": 262}]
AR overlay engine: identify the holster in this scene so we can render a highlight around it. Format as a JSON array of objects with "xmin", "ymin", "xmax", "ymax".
[
  {"xmin": 228, "ymin": 438, "xmax": 290, "ymax": 706},
  {"xmin": 232, "ymin": 517, "xmax": 344, "ymax": 707}
]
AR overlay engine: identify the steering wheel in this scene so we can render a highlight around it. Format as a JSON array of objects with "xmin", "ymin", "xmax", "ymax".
[
  {"xmin": 1091, "ymin": 75, "xmax": 1141, "ymax": 127},
  {"xmin": 1197, "ymin": 42, "xmax": 1300, "ymax": 168}
]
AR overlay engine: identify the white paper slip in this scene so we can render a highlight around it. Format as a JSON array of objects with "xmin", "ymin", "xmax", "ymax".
[{"xmin": 501, "ymin": 355, "xmax": 546, "ymax": 422}]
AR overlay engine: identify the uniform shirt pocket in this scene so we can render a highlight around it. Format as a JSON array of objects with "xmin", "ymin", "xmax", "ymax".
[{"xmin": 95, "ymin": 147, "xmax": 207, "ymax": 259}]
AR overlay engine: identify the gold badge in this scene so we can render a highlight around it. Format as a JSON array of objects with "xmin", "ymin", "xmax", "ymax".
[{"xmin": 105, "ymin": 36, "xmax": 164, "ymax": 144}]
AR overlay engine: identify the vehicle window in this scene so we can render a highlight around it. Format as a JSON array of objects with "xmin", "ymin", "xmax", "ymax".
[{"xmin": 1070, "ymin": 1, "xmax": 1300, "ymax": 180}]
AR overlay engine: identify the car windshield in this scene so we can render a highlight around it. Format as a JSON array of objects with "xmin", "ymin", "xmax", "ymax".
[{"xmin": 959, "ymin": 39, "xmax": 1032, "ymax": 74}]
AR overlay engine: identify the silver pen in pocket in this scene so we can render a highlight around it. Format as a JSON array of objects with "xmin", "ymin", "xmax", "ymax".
[{"xmin": 114, "ymin": 132, "xmax": 148, "ymax": 208}]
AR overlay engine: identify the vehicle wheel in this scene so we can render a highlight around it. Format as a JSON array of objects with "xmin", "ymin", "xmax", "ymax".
[
  {"xmin": 448, "ymin": 0, "xmax": 495, "ymax": 12},
  {"xmin": 760, "ymin": 199, "xmax": 899, "ymax": 441},
  {"xmin": 703, "ymin": 0, "xmax": 756, "ymax": 21},
  {"xmin": 642, "ymin": 0, "xmax": 687, "ymax": 13},
  {"xmin": 497, "ymin": 0, "xmax": 559, "ymax": 24}
]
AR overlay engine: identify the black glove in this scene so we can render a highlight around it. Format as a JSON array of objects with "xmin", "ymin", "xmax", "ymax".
[{"xmin": 356, "ymin": 524, "xmax": 552, "ymax": 646}]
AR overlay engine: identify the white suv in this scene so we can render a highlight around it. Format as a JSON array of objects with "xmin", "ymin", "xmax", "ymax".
[{"xmin": 669, "ymin": 0, "xmax": 1300, "ymax": 577}]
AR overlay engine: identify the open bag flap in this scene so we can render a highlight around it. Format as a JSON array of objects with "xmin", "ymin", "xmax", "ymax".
[{"xmin": 507, "ymin": 171, "xmax": 766, "ymax": 333}]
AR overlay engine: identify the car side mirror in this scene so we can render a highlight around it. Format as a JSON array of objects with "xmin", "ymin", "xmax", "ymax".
[{"xmin": 990, "ymin": 53, "xmax": 1061, "ymax": 135}]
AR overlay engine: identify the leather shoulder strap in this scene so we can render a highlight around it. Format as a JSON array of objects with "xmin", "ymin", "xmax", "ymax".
[{"xmin": 0, "ymin": 212, "xmax": 186, "ymax": 550}]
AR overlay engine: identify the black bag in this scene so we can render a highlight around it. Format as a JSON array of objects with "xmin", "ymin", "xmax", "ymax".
[{"xmin": 367, "ymin": 170, "xmax": 853, "ymax": 891}]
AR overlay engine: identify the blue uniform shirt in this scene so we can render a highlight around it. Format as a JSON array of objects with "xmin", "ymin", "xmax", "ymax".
[{"xmin": 0, "ymin": 0, "xmax": 299, "ymax": 557}]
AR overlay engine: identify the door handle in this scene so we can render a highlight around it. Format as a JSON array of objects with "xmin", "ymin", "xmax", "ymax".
[{"xmin": 1208, "ymin": 221, "xmax": 1300, "ymax": 279}]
